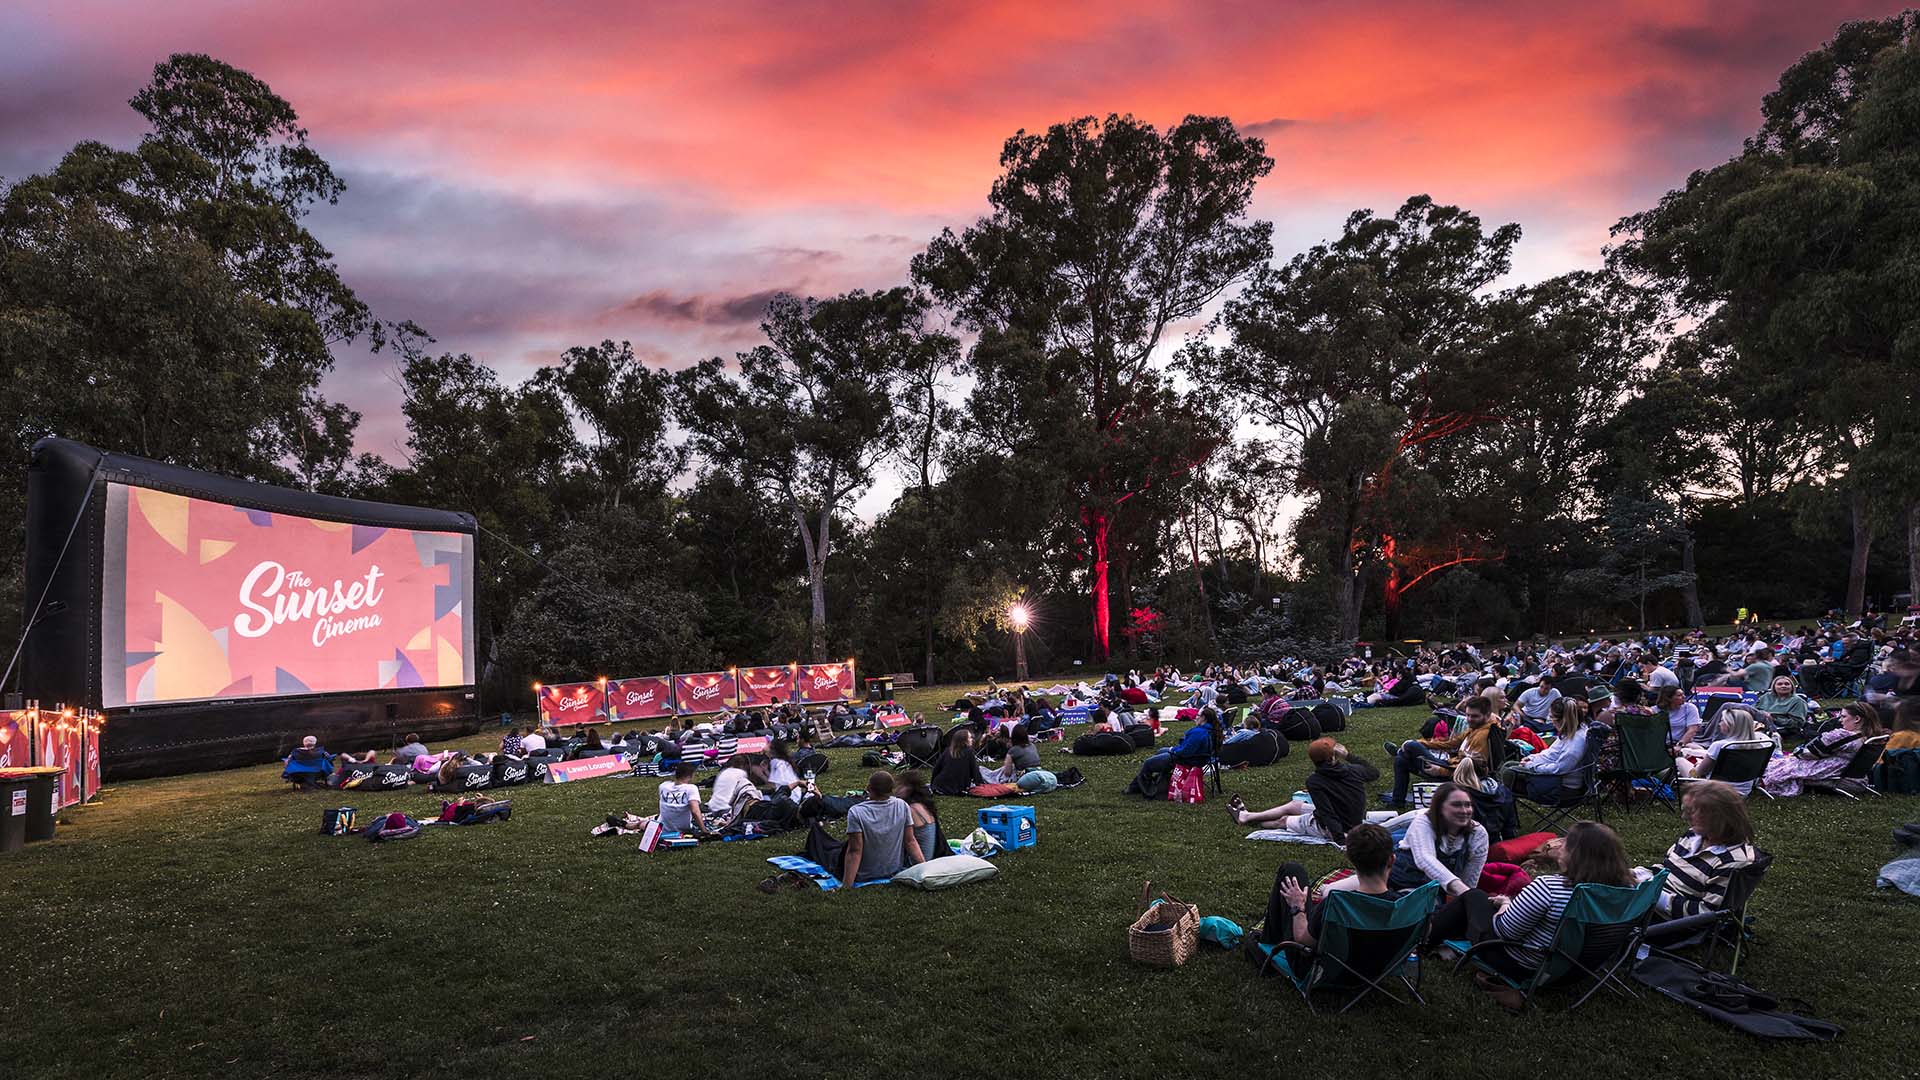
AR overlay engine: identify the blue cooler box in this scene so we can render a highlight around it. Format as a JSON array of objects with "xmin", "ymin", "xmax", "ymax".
[{"xmin": 977, "ymin": 804, "xmax": 1037, "ymax": 850}]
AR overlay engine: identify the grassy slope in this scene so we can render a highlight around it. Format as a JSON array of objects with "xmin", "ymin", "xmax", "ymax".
[{"xmin": 6, "ymin": 684, "xmax": 1914, "ymax": 1080}]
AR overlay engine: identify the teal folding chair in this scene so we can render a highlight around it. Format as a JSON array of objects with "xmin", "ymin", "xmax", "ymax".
[
  {"xmin": 1450, "ymin": 870, "xmax": 1667, "ymax": 1010},
  {"xmin": 1252, "ymin": 881, "xmax": 1442, "ymax": 1013}
]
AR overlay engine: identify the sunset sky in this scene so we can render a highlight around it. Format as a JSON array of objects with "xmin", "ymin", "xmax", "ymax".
[{"xmin": 1, "ymin": 1, "xmax": 1896, "ymax": 488}]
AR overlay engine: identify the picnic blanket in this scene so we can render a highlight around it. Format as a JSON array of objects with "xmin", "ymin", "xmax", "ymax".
[{"xmin": 765, "ymin": 854, "xmax": 891, "ymax": 890}]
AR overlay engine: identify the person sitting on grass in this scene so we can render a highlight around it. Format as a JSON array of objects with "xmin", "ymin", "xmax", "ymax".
[
  {"xmin": 896, "ymin": 769, "xmax": 944, "ymax": 863},
  {"xmin": 1463, "ymin": 820, "xmax": 1638, "ymax": 1011},
  {"xmin": 1389, "ymin": 782, "xmax": 1488, "ymax": 903},
  {"xmin": 1639, "ymin": 780, "xmax": 1758, "ymax": 920},
  {"xmin": 657, "ymin": 761, "xmax": 704, "ymax": 833},
  {"xmin": 930, "ymin": 727, "xmax": 988, "ymax": 796},
  {"xmin": 1752, "ymin": 674, "xmax": 1810, "ymax": 733},
  {"xmin": 708, "ymin": 754, "xmax": 762, "ymax": 824},
  {"xmin": 1382, "ymin": 696, "xmax": 1497, "ymax": 807},
  {"xmin": 1760, "ymin": 700, "xmax": 1883, "ymax": 797},
  {"xmin": 1500, "ymin": 696, "xmax": 1591, "ymax": 800},
  {"xmin": 1675, "ymin": 706, "xmax": 1774, "ymax": 795},
  {"xmin": 840, "ymin": 770, "xmax": 924, "ymax": 887},
  {"xmin": 1260, "ymin": 823, "xmax": 1402, "ymax": 952},
  {"xmin": 1226, "ymin": 737, "xmax": 1377, "ymax": 841},
  {"xmin": 393, "ymin": 732, "xmax": 430, "ymax": 766},
  {"xmin": 1124, "ymin": 708, "xmax": 1221, "ymax": 798}
]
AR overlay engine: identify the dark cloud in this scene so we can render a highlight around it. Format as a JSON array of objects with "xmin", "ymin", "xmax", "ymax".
[
  {"xmin": 1245, "ymin": 117, "xmax": 1298, "ymax": 138},
  {"xmin": 615, "ymin": 288, "xmax": 789, "ymax": 327}
]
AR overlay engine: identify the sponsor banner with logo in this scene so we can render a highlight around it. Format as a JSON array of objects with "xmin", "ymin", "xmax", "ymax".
[
  {"xmin": 538, "ymin": 681, "xmax": 605, "ymax": 726},
  {"xmin": 673, "ymin": 671, "xmax": 737, "ymax": 715},
  {"xmin": 874, "ymin": 710, "xmax": 911, "ymax": 728},
  {"xmin": 101, "ymin": 482, "xmax": 474, "ymax": 707},
  {"xmin": 795, "ymin": 662, "xmax": 856, "ymax": 704},
  {"xmin": 736, "ymin": 665, "xmax": 796, "ymax": 708},
  {"xmin": 732, "ymin": 735, "xmax": 770, "ymax": 755},
  {"xmin": 605, "ymin": 675, "xmax": 673, "ymax": 722},
  {"xmin": 543, "ymin": 754, "xmax": 631, "ymax": 784},
  {"xmin": 85, "ymin": 724, "xmax": 101, "ymax": 798},
  {"xmin": 0, "ymin": 713, "xmax": 27, "ymax": 769}
]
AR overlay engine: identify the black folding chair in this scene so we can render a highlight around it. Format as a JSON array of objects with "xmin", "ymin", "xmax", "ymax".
[
  {"xmin": 1643, "ymin": 850, "xmax": 1773, "ymax": 977},
  {"xmin": 1674, "ymin": 744, "xmax": 1773, "ymax": 800},
  {"xmin": 1515, "ymin": 724, "xmax": 1610, "ymax": 832},
  {"xmin": 1804, "ymin": 735, "xmax": 1891, "ymax": 799}
]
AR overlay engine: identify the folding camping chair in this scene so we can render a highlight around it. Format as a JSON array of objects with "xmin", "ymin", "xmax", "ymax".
[
  {"xmin": 1803, "ymin": 735, "xmax": 1890, "ymax": 800},
  {"xmin": 1644, "ymin": 851, "xmax": 1773, "ymax": 977},
  {"xmin": 1607, "ymin": 710, "xmax": 1677, "ymax": 811},
  {"xmin": 1673, "ymin": 744, "xmax": 1774, "ymax": 800},
  {"xmin": 1252, "ymin": 881, "xmax": 1443, "ymax": 1014},
  {"xmin": 1515, "ymin": 724, "xmax": 1609, "ymax": 832},
  {"xmin": 1451, "ymin": 870, "xmax": 1667, "ymax": 1011}
]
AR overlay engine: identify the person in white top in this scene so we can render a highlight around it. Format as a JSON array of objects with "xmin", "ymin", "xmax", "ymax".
[
  {"xmin": 657, "ymin": 762, "xmax": 704, "ymax": 832},
  {"xmin": 519, "ymin": 729, "xmax": 548, "ymax": 753},
  {"xmin": 1676, "ymin": 706, "xmax": 1774, "ymax": 795},
  {"xmin": 1639, "ymin": 657, "xmax": 1680, "ymax": 691},
  {"xmin": 1514, "ymin": 681, "xmax": 1560, "ymax": 724},
  {"xmin": 709, "ymin": 760, "xmax": 759, "ymax": 816}
]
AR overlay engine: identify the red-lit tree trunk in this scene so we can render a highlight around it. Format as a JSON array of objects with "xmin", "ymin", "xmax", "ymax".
[{"xmin": 1086, "ymin": 508, "xmax": 1111, "ymax": 660}]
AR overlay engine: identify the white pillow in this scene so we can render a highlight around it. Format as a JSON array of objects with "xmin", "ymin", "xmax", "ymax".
[{"xmin": 891, "ymin": 854, "xmax": 998, "ymax": 890}]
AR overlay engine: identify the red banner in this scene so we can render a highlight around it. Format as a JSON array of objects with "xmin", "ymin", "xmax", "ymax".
[
  {"xmin": 673, "ymin": 671, "xmax": 736, "ymax": 715},
  {"xmin": 736, "ymin": 665, "xmax": 796, "ymax": 708},
  {"xmin": 0, "ymin": 713, "xmax": 27, "ymax": 769},
  {"xmin": 795, "ymin": 661, "xmax": 856, "ymax": 704},
  {"xmin": 85, "ymin": 724, "xmax": 102, "ymax": 799},
  {"xmin": 605, "ymin": 676, "xmax": 674, "ymax": 722},
  {"xmin": 538, "ymin": 681, "xmax": 605, "ymax": 727}
]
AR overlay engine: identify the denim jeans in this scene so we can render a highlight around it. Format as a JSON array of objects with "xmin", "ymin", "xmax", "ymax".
[{"xmin": 1391, "ymin": 741, "xmax": 1451, "ymax": 802}]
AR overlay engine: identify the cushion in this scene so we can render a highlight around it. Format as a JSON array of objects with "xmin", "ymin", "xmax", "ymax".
[
  {"xmin": 1489, "ymin": 831, "xmax": 1557, "ymax": 864},
  {"xmin": 892, "ymin": 854, "xmax": 999, "ymax": 890}
]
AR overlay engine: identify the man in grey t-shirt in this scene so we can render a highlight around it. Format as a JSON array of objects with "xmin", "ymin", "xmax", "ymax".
[{"xmin": 842, "ymin": 771, "xmax": 922, "ymax": 885}]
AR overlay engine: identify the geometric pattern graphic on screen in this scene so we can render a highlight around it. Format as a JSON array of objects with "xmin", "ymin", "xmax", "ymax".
[{"xmin": 114, "ymin": 486, "xmax": 472, "ymax": 704}]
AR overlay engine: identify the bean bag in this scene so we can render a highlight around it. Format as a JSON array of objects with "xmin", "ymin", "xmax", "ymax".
[
  {"xmin": 892, "ymin": 853, "xmax": 998, "ymax": 890},
  {"xmin": 1218, "ymin": 729, "xmax": 1285, "ymax": 767},
  {"xmin": 966, "ymin": 783, "xmax": 1021, "ymax": 798},
  {"xmin": 1070, "ymin": 731, "xmax": 1135, "ymax": 756},
  {"xmin": 1310, "ymin": 701, "xmax": 1347, "ymax": 734},
  {"xmin": 429, "ymin": 763, "xmax": 495, "ymax": 793},
  {"xmin": 1273, "ymin": 709, "xmax": 1322, "ymax": 744},
  {"xmin": 490, "ymin": 755, "xmax": 532, "ymax": 787},
  {"xmin": 1123, "ymin": 723, "xmax": 1157, "ymax": 749},
  {"xmin": 795, "ymin": 751, "xmax": 830, "ymax": 777},
  {"xmin": 1016, "ymin": 770, "xmax": 1058, "ymax": 793},
  {"xmin": 337, "ymin": 762, "xmax": 412, "ymax": 791}
]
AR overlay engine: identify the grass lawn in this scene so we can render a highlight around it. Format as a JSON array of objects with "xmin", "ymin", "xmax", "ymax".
[{"xmin": 6, "ymin": 684, "xmax": 1915, "ymax": 1080}]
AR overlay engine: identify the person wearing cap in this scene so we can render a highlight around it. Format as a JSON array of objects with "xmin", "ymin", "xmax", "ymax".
[{"xmin": 1584, "ymin": 682, "xmax": 1616, "ymax": 714}]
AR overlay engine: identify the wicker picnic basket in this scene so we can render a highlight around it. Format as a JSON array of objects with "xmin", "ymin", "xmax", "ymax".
[{"xmin": 1128, "ymin": 881, "xmax": 1199, "ymax": 968}]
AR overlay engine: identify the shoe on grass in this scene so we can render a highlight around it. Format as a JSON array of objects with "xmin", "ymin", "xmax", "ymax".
[
  {"xmin": 1377, "ymin": 793, "xmax": 1408, "ymax": 807},
  {"xmin": 1383, "ymin": 740, "xmax": 1400, "ymax": 758}
]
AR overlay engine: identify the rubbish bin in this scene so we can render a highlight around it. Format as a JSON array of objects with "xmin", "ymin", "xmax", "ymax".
[
  {"xmin": 0, "ymin": 773, "xmax": 28, "ymax": 852},
  {"xmin": 865, "ymin": 676, "xmax": 894, "ymax": 703},
  {"xmin": 25, "ymin": 772, "xmax": 58, "ymax": 842}
]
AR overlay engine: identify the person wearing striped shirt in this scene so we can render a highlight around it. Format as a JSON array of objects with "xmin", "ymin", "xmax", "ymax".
[
  {"xmin": 1470, "ymin": 822, "xmax": 1636, "ymax": 1008},
  {"xmin": 1644, "ymin": 781, "xmax": 1757, "ymax": 917}
]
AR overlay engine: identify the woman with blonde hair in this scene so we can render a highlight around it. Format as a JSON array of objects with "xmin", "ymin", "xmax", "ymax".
[
  {"xmin": 1675, "ymin": 706, "xmax": 1774, "ymax": 795},
  {"xmin": 1499, "ymin": 695, "xmax": 1591, "ymax": 800}
]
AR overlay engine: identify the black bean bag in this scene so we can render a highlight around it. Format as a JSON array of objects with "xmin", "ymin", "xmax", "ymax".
[
  {"xmin": 795, "ymin": 751, "xmax": 830, "ymax": 777},
  {"xmin": 1071, "ymin": 731, "xmax": 1137, "ymax": 756},
  {"xmin": 490, "ymin": 754, "xmax": 532, "ymax": 787},
  {"xmin": 1274, "ymin": 708, "xmax": 1322, "ymax": 744},
  {"xmin": 336, "ymin": 762, "xmax": 412, "ymax": 791},
  {"xmin": 1123, "ymin": 723, "xmax": 1157, "ymax": 749},
  {"xmin": 1311, "ymin": 701, "xmax": 1347, "ymax": 734},
  {"xmin": 430, "ymin": 763, "xmax": 495, "ymax": 793},
  {"xmin": 1218, "ymin": 728, "xmax": 1285, "ymax": 767}
]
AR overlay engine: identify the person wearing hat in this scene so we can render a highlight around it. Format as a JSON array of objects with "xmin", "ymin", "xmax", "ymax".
[{"xmin": 1585, "ymin": 682, "xmax": 1617, "ymax": 713}]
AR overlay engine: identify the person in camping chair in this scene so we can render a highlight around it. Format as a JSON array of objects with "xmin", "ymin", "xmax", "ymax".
[
  {"xmin": 281, "ymin": 736, "xmax": 332, "ymax": 789},
  {"xmin": 1261, "ymin": 823, "xmax": 1401, "ymax": 950},
  {"xmin": 1123, "ymin": 708, "xmax": 1220, "ymax": 798},
  {"xmin": 1382, "ymin": 695, "xmax": 1496, "ymax": 807}
]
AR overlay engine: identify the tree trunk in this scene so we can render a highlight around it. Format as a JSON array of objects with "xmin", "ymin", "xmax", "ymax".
[
  {"xmin": 1680, "ymin": 527, "xmax": 1705, "ymax": 627},
  {"xmin": 1086, "ymin": 509, "xmax": 1111, "ymax": 660},
  {"xmin": 1907, "ymin": 502, "xmax": 1920, "ymax": 609},
  {"xmin": 1848, "ymin": 487, "xmax": 1872, "ymax": 615},
  {"xmin": 1186, "ymin": 513, "xmax": 1217, "ymax": 650},
  {"xmin": 793, "ymin": 503, "xmax": 830, "ymax": 662}
]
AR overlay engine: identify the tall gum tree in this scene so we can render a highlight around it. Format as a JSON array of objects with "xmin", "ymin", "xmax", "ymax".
[{"xmin": 914, "ymin": 114, "xmax": 1273, "ymax": 658}]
